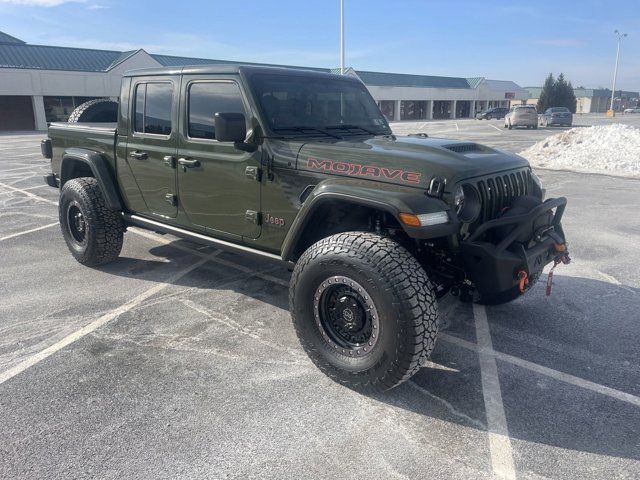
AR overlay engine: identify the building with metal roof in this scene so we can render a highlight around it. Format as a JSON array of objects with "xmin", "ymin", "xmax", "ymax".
[
  {"xmin": 0, "ymin": 30, "xmax": 528, "ymax": 130},
  {"xmin": 524, "ymin": 86, "xmax": 639, "ymax": 113}
]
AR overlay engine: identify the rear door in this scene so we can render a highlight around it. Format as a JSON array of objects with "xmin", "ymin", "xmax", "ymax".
[
  {"xmin": 125, "ymin": 77, "xmax": 179, "ymax": 218},
  {"xmin": 176, "ymin": 76, "xmax": 261, "ymax": 239}
]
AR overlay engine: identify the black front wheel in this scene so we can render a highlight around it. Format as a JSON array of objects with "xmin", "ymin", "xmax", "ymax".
[
  {"xmin": 59, "ymin": 177, "xmax": 124, "ymax": 266},
  {"xmin": 290, "ymin": 232, "xmax": 438, "ymax": 392}
]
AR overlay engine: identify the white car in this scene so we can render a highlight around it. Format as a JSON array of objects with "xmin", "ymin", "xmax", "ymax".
[
  {"xmin": 623, "ymin": 107, "xmax": 640, "ymax": 114},
  {"xmin": 504, "ymin": 105, "xmax": 538, "ymax": 129}
]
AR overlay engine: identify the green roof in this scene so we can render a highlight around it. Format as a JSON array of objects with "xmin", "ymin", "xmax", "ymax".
[
  {"xmin": 0, "ymin": 43, "xmax": 122, "ymax": 71},
  {"xmin": 0, "ymin": 31, "xmax": 25, "ymax": 45},
  {"xmin": 466, "ymin": 77, "xmax": 484, "ymax": 88},
  {"xmin": 354, "ymin": 70, "xmax": 474, "ymax": 89}
]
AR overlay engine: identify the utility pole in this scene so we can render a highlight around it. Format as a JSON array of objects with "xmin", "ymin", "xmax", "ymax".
[
  {"xmin": 340, "ymin": 0, "xmax": 345, "ymax": 74},
  {"xmin": 609, "ymin": 30, "xmax": 628, "ymax": 115}
]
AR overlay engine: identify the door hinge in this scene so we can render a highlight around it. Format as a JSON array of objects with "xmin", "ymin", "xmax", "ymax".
[
  {"xmin": 245, "ymin": 166, "xmax": 262, "ymax": 182},
  {"xmin": 245, "ymin": 210, "xmax": 261, "ymax": 225},
  {"xmin": 163, "ymin": 155, "xmax": 177, "ymax": 169},
  {"xmin": 165, "ymin": 193, "xmax": 177, "ymax": 206}
]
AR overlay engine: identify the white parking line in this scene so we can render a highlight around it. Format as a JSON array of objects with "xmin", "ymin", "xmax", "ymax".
[
  {"xmin": 473, "ymin": 304, "xmax": 516, "ymax": 480},
  {"xmin": 0, "ymin": 165, "xmax": 45, "ymax": 174},
  {"xmin": 0, "ymin": 256, "xmax": 212, "ymax": 386},
  {"xmin": 0, "ymin": 184, "xmax": 50, "ymax": 196},
  {"xmin": 455, "ymin": 123, "xmax": 459, "ymax": 131},
  {"xmin": 0, "ymin": 222, "xmax": 59, "ymax": 242},
  {"xmin": 0, "ymin": 181, "xmax": 58, "ymax": 205},
  {"xmin": 488, "ymin": 124, "xmax": 504, "ymax": 134},
  {"xmin": 441, "ymin": 333, "xmax": 640, "ymax": 408}
]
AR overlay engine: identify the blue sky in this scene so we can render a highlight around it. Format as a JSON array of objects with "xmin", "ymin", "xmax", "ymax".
[{"xmin": 1, "ymin": 0, "xmax": 638, "ymax": 89}]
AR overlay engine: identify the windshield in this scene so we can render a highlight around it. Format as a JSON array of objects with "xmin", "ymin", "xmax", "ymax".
[{"xmin": 248, "ymin": 73, "xmax": 391, "ymax": 136}]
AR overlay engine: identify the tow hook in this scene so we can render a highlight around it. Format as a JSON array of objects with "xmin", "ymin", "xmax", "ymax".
[{"xmin": 517, "ymin": 270, "xmax": 529, "ymax": 294}]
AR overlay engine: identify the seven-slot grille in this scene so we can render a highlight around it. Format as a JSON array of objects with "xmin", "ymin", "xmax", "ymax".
[{"xmin": 474, "ymin": 169, "xmax": 533, "ymax": 223}]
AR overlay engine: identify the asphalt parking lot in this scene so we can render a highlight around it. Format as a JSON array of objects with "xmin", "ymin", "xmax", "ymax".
[{"xmin": 1, "ymin": 123, "xmax": 639, "ymax": 479}]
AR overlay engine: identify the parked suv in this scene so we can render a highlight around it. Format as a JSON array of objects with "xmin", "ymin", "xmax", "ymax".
[
  {"xmin": 504, "ymin": 105, "xmax": 538, "ymax": 129},
  {"xmin": 41, "ymin": 65, "xmax": 570, "ymax": 392},
  {"xmin": 540, "ymin": 107, "xmax": 573, "ymax": 127},
  {"xmin": 476, "ymin": 107, "xmax": 509, "ymax": 120}
]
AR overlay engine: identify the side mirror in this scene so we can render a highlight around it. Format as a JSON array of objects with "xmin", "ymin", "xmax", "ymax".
[{"xmin": 214, "ymin": 112, "xmax": 246, "ymax": 143}]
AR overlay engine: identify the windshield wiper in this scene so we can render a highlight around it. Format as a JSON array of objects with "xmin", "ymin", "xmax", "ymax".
[
  {"xmin": 325, "ymin": 124, "xmax": 382, "ymax": 135},
  {"xmin": 272, "ymin": 126, "xmax": 342, "ymax": 140}
]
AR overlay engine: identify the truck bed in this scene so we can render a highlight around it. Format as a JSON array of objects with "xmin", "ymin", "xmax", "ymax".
[{"xmin": 48, "ymin": 122, "xmax": 118, "ymax": 177}]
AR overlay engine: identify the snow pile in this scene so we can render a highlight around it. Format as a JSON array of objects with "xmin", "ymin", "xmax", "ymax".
[{"xmin": 519, "ymin": 124, "xmax": 640, "ymax": 178}]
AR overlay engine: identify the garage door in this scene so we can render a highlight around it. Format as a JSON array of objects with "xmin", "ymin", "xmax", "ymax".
[{"xmin": 0, "ymin": 96, "xmax": 35, "ymax": 131}]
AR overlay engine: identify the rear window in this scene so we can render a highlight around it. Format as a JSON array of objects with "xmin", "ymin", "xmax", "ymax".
[
  {"xmin": 133, "ymin": 82, "xmax": 173, "ymax": 135},
  {"xmin": 515, "ymin": 106, "xmax": 536, "ymax": 110},
  {"xmin": 550, "ymin": 107, "xmax": 570, "ymax": 113}
]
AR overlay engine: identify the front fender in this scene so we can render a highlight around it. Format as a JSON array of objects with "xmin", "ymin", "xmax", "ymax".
[
  {"xmin": 60, "ymin": 148, "xmax": 123, "ymax": 211},
  {"xmin": 281, "ymin": 178, "xmax": 459, "ymax": 261}
]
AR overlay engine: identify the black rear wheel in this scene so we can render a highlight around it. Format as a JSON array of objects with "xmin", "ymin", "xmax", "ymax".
[
  {"xmin": 290, "ymin": 232, "xmax": 438, "ymax": 392},
  {"xmin": 59, "ymin": 177, "xmax": 124, "ymax": 266}
]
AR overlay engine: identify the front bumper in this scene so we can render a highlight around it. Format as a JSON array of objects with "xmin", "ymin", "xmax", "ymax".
[{"xmin": 460, "ymin": 197, "xmax": 568, "ymax": 298}]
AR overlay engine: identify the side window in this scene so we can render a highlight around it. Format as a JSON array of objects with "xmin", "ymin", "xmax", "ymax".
[
  {"xmin": 188, "ymin": 82, "xmax": 246, "ymax": 140},
  {"xmin": 133, "ymin": 82, "xmax": 173, "ymax": 135}
]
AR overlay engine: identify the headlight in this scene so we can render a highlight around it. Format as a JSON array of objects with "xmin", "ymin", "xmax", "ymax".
[
  {"xmin": 531, "ymin": 171, "xmax": 545, "ymax": 199},
  {"xmin": 454, "ymin": 184, "xmax": 481, "ymax": 223}
]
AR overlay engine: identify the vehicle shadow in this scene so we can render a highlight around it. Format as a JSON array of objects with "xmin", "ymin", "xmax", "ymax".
[
  {"xmin": 96, "ymin": 238, "xmax": 640, "ymax": 461},
  {"xmin": 95, "ymin": 238, "xmax": 291, "ymax": 311}
]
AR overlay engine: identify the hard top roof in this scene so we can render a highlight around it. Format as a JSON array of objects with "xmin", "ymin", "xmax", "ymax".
[{"xmin": 122, "ymin": 64, "xmax": 358, "ymax": 81}]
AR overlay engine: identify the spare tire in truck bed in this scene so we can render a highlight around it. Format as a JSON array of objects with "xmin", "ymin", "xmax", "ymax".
[{"xmin": 68, "ymin": 98, "xmax": 118, "ymax": 123}]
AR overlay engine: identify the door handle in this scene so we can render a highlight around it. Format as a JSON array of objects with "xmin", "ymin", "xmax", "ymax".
[
  {"xmin": 178, "ymin": 158, "xmax": 200, "ymax": 170},
  {"xmin": 128, "ymin": 151, "xmax": 148, "ymax": 160}
]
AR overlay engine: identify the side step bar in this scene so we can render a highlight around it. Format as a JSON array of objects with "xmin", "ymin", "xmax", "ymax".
[{"xmin": 123, "ymin": 213, "xmax": 286, "ymax": 266}]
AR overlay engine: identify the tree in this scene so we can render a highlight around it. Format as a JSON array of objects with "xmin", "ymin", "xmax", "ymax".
[
  {"xmin": 556, "ymin": 73, "xmax": 577, "ymax": 113},
  {"xmin": 536, "ymin": 73, "xmax": 577, "ymax": 113},
  {"xmin": 537, "ymin": 73, "xmax": 555, "ymax": 113}
]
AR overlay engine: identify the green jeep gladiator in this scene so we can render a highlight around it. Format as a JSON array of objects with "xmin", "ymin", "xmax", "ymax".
[{"xmin": 41, "ymin": 65, "xmax": 570, "ymax": 392}]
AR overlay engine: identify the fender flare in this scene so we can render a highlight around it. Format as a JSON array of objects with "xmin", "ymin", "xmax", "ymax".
[
  {"xmin": 281, "ymin": 179, "xmax": 457, "ymax": 261},
  {"xmin": 60, "ymin": 148, "xmax": 123, "ymax": 211}
]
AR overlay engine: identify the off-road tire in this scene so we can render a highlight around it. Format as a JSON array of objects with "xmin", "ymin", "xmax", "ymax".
[
  {"xmin": 508, "ymin": 122, "xmax": 513, "ymax": 130},
  {"xmin": 68, "ymin": 99, "xmax": 118, "ymax": 123},
  {"xmin": 290, "ymin": 232, "xmax": 438, "ymax": 392},
  {"xmin": 59, "ymin": 177, "xmax": 124, "ymax": 266}
]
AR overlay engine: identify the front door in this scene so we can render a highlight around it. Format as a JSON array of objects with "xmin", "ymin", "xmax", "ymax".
[
  {"xmin": 177, "ymin": 77, "xmax": 261, "ymax": 239},
  {"xmin": 126, "ymin": 78, "xmax": 178, "ymax": 218}
]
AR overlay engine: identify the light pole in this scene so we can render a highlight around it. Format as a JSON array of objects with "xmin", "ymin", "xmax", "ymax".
[
  {"xmin": 340, "ymin": 0, "xmax": 345, "ymax": 74},
  {"xmin": 610, "ymin": 30, "xmax": 628, "ymax": 114}
]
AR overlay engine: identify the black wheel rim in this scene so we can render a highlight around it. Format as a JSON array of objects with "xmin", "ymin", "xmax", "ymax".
[
  {"xmin": 313, "ymin": 276, "xmax": 379, "ymax": 356},
  {"xmin": 67, "ymin": 202, "xmax": 86, "ymax": 243}
]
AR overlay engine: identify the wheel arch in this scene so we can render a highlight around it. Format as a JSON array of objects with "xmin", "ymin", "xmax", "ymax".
[
  {"xmin": 60, "ymin": 148, "xmax": 123, "ymax": 211},
  {"xmin": 281, "ymin": 180, "xmax": 456, "ymax": 262}
]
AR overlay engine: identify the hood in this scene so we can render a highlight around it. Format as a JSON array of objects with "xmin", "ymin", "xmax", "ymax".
[{"xmin": 294, "ymin": 135, "xmax": 530, "ymax": 191}]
